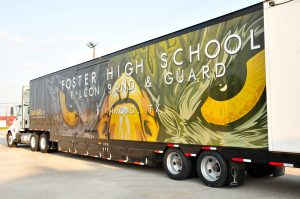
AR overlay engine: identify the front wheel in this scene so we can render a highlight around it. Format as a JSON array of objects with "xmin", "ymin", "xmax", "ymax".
[
  {"xmin": 197, "ymin": 151, "xmax": 228, "ymax": 187},
  {"xmin": 163, "ymin": 148, "xmax": 193, "ymax": 180},
  {"xmin": 6, "ymin": 131, "xmax": 17, "ymax": 147}
]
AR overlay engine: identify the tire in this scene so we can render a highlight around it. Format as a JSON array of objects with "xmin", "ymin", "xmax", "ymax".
[
  {"xmin": 163, "ymin": 148, "xmax": 193, "ymax": 180},
  {"xmin": 271, "ymin": 166, "xmax": 285, "ymax": 177},
  {"xmin": 6, "ymin": 131, "xmax": 17, "ymax": 147},
  {"xmin": 39, "ymin": 133, "xmax": 49, "ymax": 153},
  {"xmin": 197, "ymin": 151, "xmax": 228, "ymax": 187},
  {"xmin": 30, "ymin": 133, "xmax": 39, "ymax": 151},
  {"xmin": 245, "ymin": 163, "xmax": 271, "ymax": 177}
]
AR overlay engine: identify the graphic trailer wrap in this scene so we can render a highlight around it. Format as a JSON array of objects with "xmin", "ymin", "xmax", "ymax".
[{"xmin": 30, "ymin": 9, "xmax": 267, "ymax": 148}]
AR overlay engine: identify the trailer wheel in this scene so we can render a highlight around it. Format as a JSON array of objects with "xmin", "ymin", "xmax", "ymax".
[
  {"xmin": 197, "ymin": 151, "xmax": 228, "ymax": 187},
  {"xmin": 271, "ymin": 166, "xmax": 285, "ymax": 177},
  {"xmin": 245, "ymin": 163, "xmax": 271, "ymax": 177},
  {"xmin": 39, "ymin": 134, "xmax": 49, "ymax": 153},
  {"xmin": 6, "ymin": 131, "xmax": 17, "ymax": 147},
  {"xmin": 163, "ymin": 148, "xmax": 193, "ymax": 180},
  {"xmin": 30, "ymin": 133, "xmax": 39, "ymax": 151}
]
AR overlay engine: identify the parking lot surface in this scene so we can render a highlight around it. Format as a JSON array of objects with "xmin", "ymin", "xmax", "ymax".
[{"xmin": 1, "ymin": 131, "xmax": 300, "ymax": 199}]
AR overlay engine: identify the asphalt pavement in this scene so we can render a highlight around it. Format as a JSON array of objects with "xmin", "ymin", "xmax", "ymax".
[{"xmin": 1, "ymin": 130, "xmax": 300, "ymax": 199}]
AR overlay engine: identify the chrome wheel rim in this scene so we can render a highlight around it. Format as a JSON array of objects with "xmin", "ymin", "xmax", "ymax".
[
  {"xmin": 40, "ymin": 137, "xmax": 46, "ymax": 150},
  {"xmin": 167, "ymin": 152, "xmax": 183, "ymax": 175},
  {"xmin": 31, "ymin": 136, "xmax": 36, "ymax": 148},
  {"xmin": 201, "ymin": 156, "xmax": 221, "ymax": 182}
]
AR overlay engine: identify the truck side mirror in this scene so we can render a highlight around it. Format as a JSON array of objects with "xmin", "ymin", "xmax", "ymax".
[{"xmin": 10, "ymin": 107, "xmax": 14, "ymax": 116}]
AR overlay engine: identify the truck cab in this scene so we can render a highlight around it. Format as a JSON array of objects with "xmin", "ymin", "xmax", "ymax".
[{"xmin": 7, "ymin": 86, "xmax": 30, "ymax": 147}]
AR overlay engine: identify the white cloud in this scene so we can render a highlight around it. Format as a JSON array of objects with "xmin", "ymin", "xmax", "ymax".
[
  {"xmin": 0, "ymin": 31, "xmax": 89, "ymax": 46},
  {"xmin": 0, "ymin": 31, "xmax": 27, "ymax": 43},
  {"xmin": 64, "ymin": 35, "xmax": 89, "ymax": 43},
  {"xmin": 63, "ymin": 51, "xmax": 91, "ymax": 67},
  {"xmin": 42, "ymin": 35, "xmax": 89, "ymax": 45}
]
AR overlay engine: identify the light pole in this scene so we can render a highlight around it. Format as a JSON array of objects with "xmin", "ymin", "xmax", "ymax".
[{"xmin": 87, "ymin": 42, "xmax": 98, "ymax": 59}]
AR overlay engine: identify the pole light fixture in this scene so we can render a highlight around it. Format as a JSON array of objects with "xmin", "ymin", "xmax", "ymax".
[{"xmin": 87, "ymin": 42, "xmax": 98, "ymax": 59}]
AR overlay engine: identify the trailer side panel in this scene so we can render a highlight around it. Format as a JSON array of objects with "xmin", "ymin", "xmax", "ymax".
[{"xmin": 30, "ymin": 4, "xmax": 267, "ymax": 150}]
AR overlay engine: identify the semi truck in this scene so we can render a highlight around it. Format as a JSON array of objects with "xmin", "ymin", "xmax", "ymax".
[{"xmin": 6, "ymin": 1, "xmax": 300, "ymax": 187}]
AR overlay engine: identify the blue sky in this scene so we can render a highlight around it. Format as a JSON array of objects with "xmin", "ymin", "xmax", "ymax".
[{"xmin": 0, "ymin": 0, "xmax": 260, "ymax": 114}]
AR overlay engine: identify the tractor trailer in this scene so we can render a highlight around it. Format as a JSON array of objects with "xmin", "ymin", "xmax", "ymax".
[{"xmin": 6, "ymin": 1, "xmax": 300, "ymax": 187}]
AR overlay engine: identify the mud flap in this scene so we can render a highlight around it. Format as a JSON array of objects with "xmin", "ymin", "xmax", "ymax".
[{"xmin": 228, "ymin": 161, "xmax": 245, "ymax": 186}]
